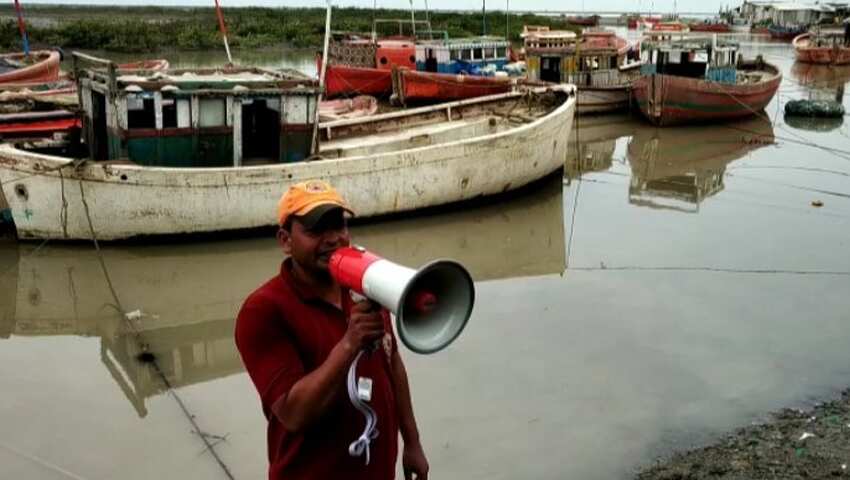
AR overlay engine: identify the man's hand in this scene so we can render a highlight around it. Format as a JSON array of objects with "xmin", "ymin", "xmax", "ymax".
[
  {"xmin": 403, "ymin": 442, "xmax": 429, "ymax": 480},
  {"xmin": 343, "ymin": 299, "xmax": 385, "ymax": 351}
]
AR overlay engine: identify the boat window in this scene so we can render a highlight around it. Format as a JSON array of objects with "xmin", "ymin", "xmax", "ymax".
[
  {"xmin": 461, "ymin": 49, "xmax": 472, "ymax": 60},
  {"xmin": 199, "ymin": 98, "xmax": 226, "ymax": 127},
  {"xmin": 162, "ymin": 97, "xmax": 178, "ymax": 129},
  {"xmin": 484, "ymin": 47, "xmax": 495, "ymax": 59},
  {"xmin": 450, "ymin": 48, "xmax": 460, "ymax": 61},
  {"xmin": 127, "ymin": 94, "xmax": 155, "ymax": 129},
  {"xmin": 497, "ymin": 47, "xmax": 507, "ymax": 58},
  {"xmin": 475, "ymin": 48, "xmax": 483, "ymax": 60}
]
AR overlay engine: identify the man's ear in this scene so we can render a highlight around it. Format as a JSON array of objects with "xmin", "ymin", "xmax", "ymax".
[{"xmin": 277, "ymin": 227, "xmax": 292, "ymax": 255}]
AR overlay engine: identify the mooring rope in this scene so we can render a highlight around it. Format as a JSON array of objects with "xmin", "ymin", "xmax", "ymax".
[{"xmin": 75, "ymin": 176, "xmax": 236, "ymax": 480}]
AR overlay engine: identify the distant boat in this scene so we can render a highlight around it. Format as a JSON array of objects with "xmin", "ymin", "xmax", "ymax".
[
  {"xmin": 793, "ymin": 31, "xmax": 850, "ymax": 66},
  {"xmin": 750, "ymin": 25, "xmax": 771, "ymax": 35},
  {"xmin": 0, "ymin": 50, "xmax": 61, "ymax": 84},
  {"xmin": 524, "ymin": 28, "xmax": 641, "ymax": 114},
  {"xmin": 688, "ymin": 22, "xmax": 732, "ymax": 33},
  {"xmin": 769, "ymin": 24, "xmax": 807, "ymax": 41},
  {"xmin": 651, "ymin": 21, "xmax": 690, "ymax": 33},
  {"xmin": 633, "ymin": 34, "xmax": 782, "ymax": 125},
  {"xmin": 628, "ymin": 16, "xmax": 662, "ymax": 29},
  {"xmin": 0, "ymin": 54, "xmax": 577, "ymax": 240},
  {"xmin": 566, "ymin": 15, "xmax": 600, "ymax": 27}
]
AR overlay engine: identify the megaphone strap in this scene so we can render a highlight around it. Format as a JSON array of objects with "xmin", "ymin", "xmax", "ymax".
[{"xmin": 346, "ymin": 350, "xmax": 380, "ymax": 465}]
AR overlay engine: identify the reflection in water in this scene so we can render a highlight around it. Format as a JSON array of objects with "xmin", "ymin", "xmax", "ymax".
[
  {"xmin": 2, "ymin": 176, "xmax": 565, "ymax": 415},
  {"xmin": 566, "ymin": 115, "xmax": 637, "ymax": 179},
  {"xmin": 784, "ymin": 114, "xmax": 844, "ymax": 132},
  {"xmin": 627, "ymin": 116, "xmax": 776, "ymax": 212},
  {"xmin": 789, "ymin": 62, "xmax": 850, "ymax": 104}
]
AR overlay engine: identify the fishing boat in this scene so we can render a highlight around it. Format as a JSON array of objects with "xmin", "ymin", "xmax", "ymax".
[
  {"xmin": 390, "ymin": 68, "xmax": 518, "ymax": 105},
  {"xmin": 0, "ymin": 54, "xmax": 577, "ymax": 240},
  {"xmin": 688, "ymin": 22, "xmax": 732, "ymax": 33},
  {"xmin": 651, "ymin": 21, "xmax": 690, "ymax": 33},
  {"xmin": 0, "ymin": 109, "xmax": 80, "ymax": 141},
  {"xmin": 524, "ymin": 28, "xmax": 641, "ymax": 114},
  {"xmin": 750, "ymin": 25, "xmax": 771, "ymax": 35},
  {"xmin": 769, "ymin": 24, "xmax": 807, "ymax": 41},
  {"xmin": 628, "ymin": 16, "xmax": 662, "ymax": 29},
  {"xmin": 633, "ymin": 33, "xmax": 782, "ymax": 125},
  {"xmin": 117, "ymin": 59, "xmax": 170, "ymax": 71},
  {"xmin": 0, "ymin": 50, "xmax": 61, "ymax": 84},
  {"xmin": 567, "ymin": 15, "xmax": 600, "ymax": 27},
  {"xmin": 793, "ymin": 31, "xmax": 850, "ymax": 66}
]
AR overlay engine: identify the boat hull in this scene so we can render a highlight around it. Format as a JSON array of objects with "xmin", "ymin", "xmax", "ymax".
[
  {"xmin": 689, "ymin": 23, "xmax": 732, "ymax": 33},
  {"xmin": 0, "ymin": 87, "xmax": 576, "ymax": 240},
  {"xmin": 793, "ymin": 33, "xmax": 850, "ymax": 65},
  {"xmin": 393, "ymin": 69, "xmax": 514, "ymax": 104},
  {"xmin": 0, "ymin": 51, "xmax": 61, "ymax": 84},
  {"xmin": 577, "ymin": 86, "xmax": 631, "ymax": 114},
  {"xmin": 325, "ymin": 64, "xmax": 394, "ymax": 98},
  {"xmin": 632, "ymin": 64, "xmax": 782, "ymax": 126}
]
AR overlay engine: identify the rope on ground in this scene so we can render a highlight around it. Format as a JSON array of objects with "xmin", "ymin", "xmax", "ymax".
[{"xmin": 75, "ymin": 176, "xmax": 236, "ymax": 480}]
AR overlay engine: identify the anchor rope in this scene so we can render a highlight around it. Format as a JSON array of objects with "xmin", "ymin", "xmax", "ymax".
[{"xmin": 75, "ymin": 175, "xmax": 236, "ymax": 480}]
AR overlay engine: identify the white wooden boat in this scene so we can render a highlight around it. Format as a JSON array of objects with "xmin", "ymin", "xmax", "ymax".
[{"xmin": 0, "ymin": 80, "xmax": 575, "ymax": 240}]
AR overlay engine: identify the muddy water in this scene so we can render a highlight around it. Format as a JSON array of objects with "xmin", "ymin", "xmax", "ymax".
[{"xmin": 1, "ymin": 35, "xmax": 850, "ymax": 480}]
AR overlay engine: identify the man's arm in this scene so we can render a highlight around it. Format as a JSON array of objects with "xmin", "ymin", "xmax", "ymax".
[
  {"xmin": 391, "ymin": 349, "xmax": 429, "ymax": 480},
  {"xmin": 273, "ymin": 300, "xmax": 386, "ymax": 433}
]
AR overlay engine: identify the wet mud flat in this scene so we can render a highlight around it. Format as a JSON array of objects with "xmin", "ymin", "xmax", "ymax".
[{"xmin": 638, "ymin": 390, "xmax": 850, "ymax": 480}]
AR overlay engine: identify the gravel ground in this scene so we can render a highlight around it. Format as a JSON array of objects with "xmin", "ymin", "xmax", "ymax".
[{"xmin": 638, "ymin": 391, "xmax": 850, "ymax": 480}]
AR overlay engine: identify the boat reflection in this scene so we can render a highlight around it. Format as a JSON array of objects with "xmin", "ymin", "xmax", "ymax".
[
  {"xmin": 566, "ymin": 114, "xmax": 637, "ymax": 179},
  {"xmin": 1, "ymin": 176, "xmax": 565, "ymax": 415},
  {"xmin": 627, "ymin": 116, "xmax": 776, "ymax": 212},
  {"xmin": 790, "ymin": 62, "xmax": 850, "ymax": 104}
]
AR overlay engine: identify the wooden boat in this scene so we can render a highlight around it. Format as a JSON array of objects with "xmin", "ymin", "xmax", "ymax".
[
  {"xmin": 769, "ymin": 24, "xmax": 806, "ymax": 41},
  {"xmin": 651, "ymin": 22, "xmax": 690, "ymax": 33},
  {"xmin": 0, "ymin": 55, "xmax": 577, "ymax": 240},
  {"xmin": 793, "ymin": 32, "xmax": 850, "ymax": 66},
  {"xmin": 318, "ymin": 95, "xmax": 378, "ymax": 121},
  {"xmin": 689, "ymin": 22, "xmax": 732, "ymax": 33},
  {"xmin": 628, "ymin": 16, "xmax": 661, "ymax": 29},
  {"xmin": 391, "ymin": 68, "xmax": 515, "ymax": 105},
  {"xmin": 524, "ymin": 28, "xmax": 641, "ymax": 114},
  {"xmin": 633, "ymin": 34, "xmax": 782, "ymax": 125},
  {"xmin": 0, "ymin": 109, "xmax": 80, "ymax": 140},
  {"xmin": 0, "ymin": 50, "xmax": 61, "ymax": 84},
  {"xmin": 750, "ymin": 25, "xmax": 771, "ymax": 35}
]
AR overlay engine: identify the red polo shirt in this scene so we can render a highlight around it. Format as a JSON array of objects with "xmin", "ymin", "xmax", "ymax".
[{"xmin": 235, "ymin": 258, "xmax": 399, "ymax": 480}]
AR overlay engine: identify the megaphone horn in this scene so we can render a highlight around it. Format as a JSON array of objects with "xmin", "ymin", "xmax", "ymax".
[{"xmin": 329, "ymin": 246, "xmax": 475, "ymax": 354}]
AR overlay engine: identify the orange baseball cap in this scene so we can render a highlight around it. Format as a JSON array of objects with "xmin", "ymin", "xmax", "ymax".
[{"xmin": 277, "ymin": 180, "xmax": 354, "ymax": 228}]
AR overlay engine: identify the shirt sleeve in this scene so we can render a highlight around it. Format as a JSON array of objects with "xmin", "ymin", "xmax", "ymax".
[{"xmin": 235, "ymin": 293, "xmax": 305, "ymax": 417}]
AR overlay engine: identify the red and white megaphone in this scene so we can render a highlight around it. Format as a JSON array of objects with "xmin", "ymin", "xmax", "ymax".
[{"xmin": 329, "ymin": 246, "xmax": 475, "ymax": 354}]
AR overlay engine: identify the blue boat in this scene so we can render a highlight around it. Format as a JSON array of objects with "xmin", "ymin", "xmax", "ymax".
[{"xmin": 414, "ymin": 36, "xmax": 512, "ymax": 75}]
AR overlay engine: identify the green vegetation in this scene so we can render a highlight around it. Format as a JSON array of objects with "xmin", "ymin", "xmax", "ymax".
[{"xmin": 0, "ymin": 5, "xmax": 579, "ymax": 53}]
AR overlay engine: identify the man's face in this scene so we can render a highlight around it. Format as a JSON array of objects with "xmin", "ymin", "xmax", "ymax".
[{"xmin": 278, "ymin": 208, "xmax": 350, "ymax": 276}]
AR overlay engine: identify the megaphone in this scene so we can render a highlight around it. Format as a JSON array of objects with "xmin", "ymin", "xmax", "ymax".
[{"xmin": 329, "ymin": 246, "xmax": 475, "ymax": 354}]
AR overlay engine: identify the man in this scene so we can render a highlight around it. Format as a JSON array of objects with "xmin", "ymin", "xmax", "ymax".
[{"xmin": 235, "ymin": 180, "xmax": 429, "ymax": 480}]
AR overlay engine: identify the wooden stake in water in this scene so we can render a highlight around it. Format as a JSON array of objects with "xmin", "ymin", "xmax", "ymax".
[
  {"xmin": 214, "ymin": 0, "xmax": 233, "ymax": 64},
  {"xmin": 13, "ymin": 0, "xmax": 30, "ymax": 56}
]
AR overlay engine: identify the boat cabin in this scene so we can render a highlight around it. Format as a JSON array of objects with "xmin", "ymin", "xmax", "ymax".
[
  {"xmin": 415, "ymin": 37, "xmax": 511, "ymax": 75},
  {"xmin": 524, "ymin": 29, "xmax": 636, "ymax": 87},
  {"xmin": 640, "ymin": 34, "xmax": 740, "ymax": 84},
  {"xmin": 74, "ymin": 55, "xmax": 320, "ymax": 167}
]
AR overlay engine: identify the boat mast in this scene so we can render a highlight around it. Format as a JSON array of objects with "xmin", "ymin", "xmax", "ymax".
[
  {"xmin": 312, "ymin": 1, "xmax": 333, "ymax": 155},
  {"xmin": 409, "ymin": 0, "xmax": 417, "ymax": 38},
  {"xmin": 13, "ymin": 0, "xmax": 30, "ymax": 56},
  {"xmin": 213, "ymin": 0, "xmax": 233, "ymax": 64},
  {"xmin": 482, "ymin": 0, "xmax": 487, "ymax": 35}
]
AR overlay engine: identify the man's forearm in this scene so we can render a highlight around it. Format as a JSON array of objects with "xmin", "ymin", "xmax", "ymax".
[
  {"xmin": 273, "ymin": 340, "xmax": 357, "ymax": 432},
  {"xmin": 392, "ymin": 350, "xmax": 421, "ymax": 445}
]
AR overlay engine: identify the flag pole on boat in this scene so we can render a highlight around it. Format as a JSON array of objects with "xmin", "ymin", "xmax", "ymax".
[
  {"xmin": 214, "ymin": 0, "xmax": 233, "ymax": 64},
  {"xmin": 13, "ymin": 0, "xmax": 30, "ymax": 57},
  {"xmin": 409, "ymin": 0, "xmax": 417, "ymax": 38},
  {"xmin": 311, "ymin": 0, "xmax": 333, "ymax": 156}
]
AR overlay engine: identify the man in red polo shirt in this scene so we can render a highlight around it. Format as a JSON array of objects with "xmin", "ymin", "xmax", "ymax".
[{"xmin": 235, "ymin": 180, "xmax": 429, "ymax": 480}]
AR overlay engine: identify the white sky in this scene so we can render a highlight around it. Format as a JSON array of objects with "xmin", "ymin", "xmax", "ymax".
[{"xmin": 22, "ymin": 0, "xmax": 731, "ymax": 15}]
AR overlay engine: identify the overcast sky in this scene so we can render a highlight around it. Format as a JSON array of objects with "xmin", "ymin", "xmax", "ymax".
[{"xmin": 23, "ymin": 0, "xmax": 733, "ymax": 15}]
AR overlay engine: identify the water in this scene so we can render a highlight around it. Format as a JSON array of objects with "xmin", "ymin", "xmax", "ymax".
[{"xmin": 2, "ymin": 34, "xmax": 850, "ymax": 479}]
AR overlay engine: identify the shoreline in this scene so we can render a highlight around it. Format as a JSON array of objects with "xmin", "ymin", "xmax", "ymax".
[{"xmin": 637, "ymin": 389, "xmax": 850, "ymax": 479}]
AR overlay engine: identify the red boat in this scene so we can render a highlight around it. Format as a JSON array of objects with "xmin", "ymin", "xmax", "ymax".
[
  {"xmin": 0, "ymin": 109, "xmax": 80, "ymax": 140},
  {"xmin": 634, "ymin": 37, "xmax": 781, "ymax": 125},
  {"xmin": 0, "ymin": 50, "xmax": 61, "ymax": 84},
  {"xmin": 628, "ymin": 16, "xmax": 661, "ymax": 29},
  {"xmin": 391, "ymin": 68, "xmax": 514, "ymax": 105},
  {"xmin": 567, "ymin": 15, "xmax": 600, "ymax": 27},
  {"xmin": 750, "ymin": 25, "xmax": 771, "ymax": 34},
  {"xmin": 689, "ymin": 22, "xmax": 732, "ymax": 33},
  {"xmin": 793, "ymin": 32, "xmax": 850, "ymax": 66},
  {"xmin": 651, "ymin": 22, "xmax": 690, "ymax": 33},
  {"xmin": 323, "ymin": 38, "xmax": 416, "ymax": 98}
]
